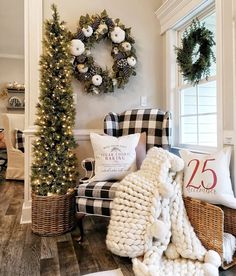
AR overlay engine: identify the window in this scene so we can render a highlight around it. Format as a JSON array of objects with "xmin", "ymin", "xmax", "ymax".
[{"xmin": 176, "ymin": 11, "xmax": 217, "ymax": 150}]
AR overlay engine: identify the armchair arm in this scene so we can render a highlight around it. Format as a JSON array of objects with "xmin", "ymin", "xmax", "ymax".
[
  {"xmin": 79, "ymin": 157, "xmax": 95, "ymax": 183},
  {"xmin": 104, "ymin": 112, "xmax": 120, "ymax": 137},
  {"xmin": 7, "ymin": 147, "xmax": 24, "ymax": 170},
  {"xmin": 162, "ymin": 111, "xmax": 172, "ymax": 149}
]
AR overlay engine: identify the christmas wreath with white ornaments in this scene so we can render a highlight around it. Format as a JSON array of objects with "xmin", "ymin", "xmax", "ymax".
[{"xmin": 70, "ymin": 10, "xmax": 137, "ymax": 94}]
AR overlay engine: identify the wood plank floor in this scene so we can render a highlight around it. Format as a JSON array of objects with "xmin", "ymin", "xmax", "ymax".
[{"xmin": 0, "ymin": 181, "xmax": 236, "ymax": 276}]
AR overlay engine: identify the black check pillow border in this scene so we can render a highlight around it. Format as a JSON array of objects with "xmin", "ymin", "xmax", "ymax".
[
  {"xmin": 15, "ymin": 129, "xmax": 25, "ymax": 153},
  {"xmin": 76, "ymin": 197, "xmax": 112, "ymax": 217},
  {"xmin": 104, "ymin": 108, "xmax": 171, "ymax": 149},
  {"xmin": 77, "ymin": 181, "xmax": 118, "ymax": 200}
]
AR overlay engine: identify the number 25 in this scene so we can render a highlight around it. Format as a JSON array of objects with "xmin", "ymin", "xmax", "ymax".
[{"xmin": 186, "ymin": 158, "xmax": 217, "ymax": 190}]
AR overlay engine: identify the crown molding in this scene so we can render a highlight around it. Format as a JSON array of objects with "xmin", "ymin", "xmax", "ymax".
[{"xmin": 155, "ymin": 0, "xmax": 214, "ymax": 34}]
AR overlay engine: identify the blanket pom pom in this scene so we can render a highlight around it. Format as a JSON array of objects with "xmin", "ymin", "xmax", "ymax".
[
  {"xmin": 204, "ymin": 250, "xmax": 221, "ymax": 268},
  {"xmin": 165, "ymin": 243, "xmax": 180, "ymax": 259},
  {"xmin": 150, "ymin": 220, "xmax": 168, "ymax": 240},
  {"xmin": 170, "ymin": 156, "xmax": 184, "ymax": 172},
  {"xmin": 202, "ymin": 263, "xmax": 219, "ymax": 276},
  {"xmin": 159, "ymin": 183, "xmax": 174, "ymax": 198}
]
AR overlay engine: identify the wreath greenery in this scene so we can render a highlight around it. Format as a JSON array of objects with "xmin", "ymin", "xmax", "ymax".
[
  {"xmin": 175, "ymin": 19, "xmax": 216, "ymax": 86},
  {"xmin": 70, "ymin": 10, "xmax": 137, "ymax": 94}
]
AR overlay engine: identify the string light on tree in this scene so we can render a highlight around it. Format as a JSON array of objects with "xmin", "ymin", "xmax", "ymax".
[{"xmin": 31, "ymin": 4, "xmax": 78, "ymax": 196}]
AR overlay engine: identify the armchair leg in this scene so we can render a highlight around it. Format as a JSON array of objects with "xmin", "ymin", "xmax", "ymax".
[{"xmin": 74, "ymin": 214, "xmax": 85, "ymax": 243}]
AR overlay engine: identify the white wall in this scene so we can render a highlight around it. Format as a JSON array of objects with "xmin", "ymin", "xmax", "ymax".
[
  {"xmin": 43, "ymin": 0, "xmax": 163, "ymax": 129},
  {"xmin": 0, "ymin": 0, "xmax": 24, "ymax": 56},
  {"xmin": 0, "ymin": 0, "xmax": 24, "ymax": 127}
]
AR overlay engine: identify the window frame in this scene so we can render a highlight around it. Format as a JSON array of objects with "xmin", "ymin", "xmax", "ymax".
[
  {"xmin": 177, "ymin": 9, "xmax": 217, "ymax": 150},
  {"xmin": 159, "ymin": 1, "xmax": 223, "ymax": 153}
]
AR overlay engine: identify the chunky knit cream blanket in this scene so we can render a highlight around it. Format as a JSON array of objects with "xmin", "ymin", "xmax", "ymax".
[{"xmin": 106, "ymin": 147, "xmax": 221, "ymax": 276}]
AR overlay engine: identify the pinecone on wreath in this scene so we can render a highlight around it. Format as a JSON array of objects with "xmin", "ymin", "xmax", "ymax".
[
  {"xmin": 117, "ymin": 59, "xmax": 128, "ymax": 68},
  {"xmin": 90, "ymin": 66, "xmax": 97, "ymax": 76},
  {"xmin": 76, "ymin": 54, "xmax": 86, "ymax": 64},
  {"xmin": 92, "ymin": 18, "xmax": 100, "ymax": 30},
  {"xmin": 84, "ymin": 72, "xmax": 92, "ymax": 80},
  {"xmin": 116, "ymin": 52, "xmax": 126, "ymax": 60},
  {"xmin": 123, "ymin": 66, "xmax": 131, "ymax": 78},
  {"xmin": 105, "ymin": 18, "xmax": 114, "ymax": 28},
  {"xmin": 76, "ymin": 30, "xmax": 85, "ymax": 41}
]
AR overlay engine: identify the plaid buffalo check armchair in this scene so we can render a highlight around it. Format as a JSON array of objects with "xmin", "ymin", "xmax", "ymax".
[{"xmin": 75, "ymin": 108, "xmax": 171, "ymax": 241}]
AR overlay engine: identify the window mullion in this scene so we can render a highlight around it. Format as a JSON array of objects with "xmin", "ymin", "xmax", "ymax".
[{"xmin": 196, "ymin": 85, "xmax": 199, "ymax": 145}]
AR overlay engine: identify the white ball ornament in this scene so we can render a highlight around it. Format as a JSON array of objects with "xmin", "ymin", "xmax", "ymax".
[
  {"xmin": 159, "ymin": 183, "xmax": 174, "ymax": 198},
  {"xmin": 111, "ymin": 27, "xmax": 126, "ymax": 43},
  {"xmin": 150, "ymin": 220, "xmax": 168, "ymax": 241},
  {"xmin": 127, "ymin": 56, "xmax": 136, "ymax": 67},
  {"xmin": 92, "ymin": 75, "xmax": 103, "ymax": 86},
  {"xmin": 170, "ymin": 155, "xmax": 184, "ymax": 172},
  {"xmin": 82, "ymin": 26, "xmax": 93, "ymax": 37},
  {"xmin": 70, "ymin": 39, "xmax": 85, "ymax": 56}
]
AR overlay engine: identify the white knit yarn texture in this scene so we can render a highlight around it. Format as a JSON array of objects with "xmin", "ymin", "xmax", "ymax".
[{"xmin": 106, "ymin": 147, "xmax": 220, "ymax": 276}]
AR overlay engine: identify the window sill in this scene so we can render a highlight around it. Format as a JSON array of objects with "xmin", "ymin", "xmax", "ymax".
[{"xmin": 171, "ymin": 145, "xmax": 219, "ymax": 154}]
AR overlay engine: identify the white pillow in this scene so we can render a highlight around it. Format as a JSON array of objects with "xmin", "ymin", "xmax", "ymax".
[
  {"xmin": 90, "ymin": 133, "xmax": 140, "ymax": 181},
  {"xmin": 180, "ymin": 147, "xmax": 236, "ymax": 209}
]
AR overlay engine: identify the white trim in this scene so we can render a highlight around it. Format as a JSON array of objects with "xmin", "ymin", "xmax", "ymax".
[
  {"xmin": 24, "ymin": 127, "xmax": 103, "ymax": 139},
  {"xmin": 24, "ymin": 0, "xmax": 42, "ymax": 129},
  {"xmin": 165, "ymin": 30, "xmax": 178, "ymax": 146},
  {"xmin": 21, "ymin": 0, "xmax": 43, "ymax": 224},
  {"xmin": 20, "ymin": 201, "xmax": 32, "ymax": 224},
  {"xmin": 215, "ymin": 0, "xmax": 223, "ymax": 149},
  {"xmin": 233, "ymin": 0, "xmax": 236, "ymax": 192},
  {"xmin": 0, "ymin": 53, "xmax": 24, "ymax": 59},
  {"xmin": 155, "ymin": 0, "xmax": 214, "ymax": 34},
  {"xmin": 74, "ymin": 129, "xmax": 103, "ymax": 141}
]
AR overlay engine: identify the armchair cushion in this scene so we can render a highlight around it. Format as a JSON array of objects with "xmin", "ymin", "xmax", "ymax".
[
  {"xmin": 76, "ymin": 197, "xmax": 112, "ymax": 216},
  {"xmin": 77, "ymin": 181, "xmax": 119, "ymax": 200}
]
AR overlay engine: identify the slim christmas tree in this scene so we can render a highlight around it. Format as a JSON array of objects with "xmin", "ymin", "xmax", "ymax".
[{"xmin": 31, "ymin": 5, "xmax": 78, "ymax": 196}]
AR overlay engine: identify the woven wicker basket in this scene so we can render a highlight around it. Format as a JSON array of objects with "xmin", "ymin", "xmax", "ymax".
[
  {"xmin": 184, "ymin": 197, "xmax": 236, "ymax": 269},
  {"xmin": 32, "ymin": 191, "xmax": 76, "ymax": 236}
]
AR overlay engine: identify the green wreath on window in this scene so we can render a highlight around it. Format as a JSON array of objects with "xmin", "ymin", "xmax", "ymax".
[
  {"xmin": 175, "ymin": 19, "xmax": 216, "ymax": 86},
  {"xmin": 70, "ymin": 10, "xmax": 137, "ymax": 95}
]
